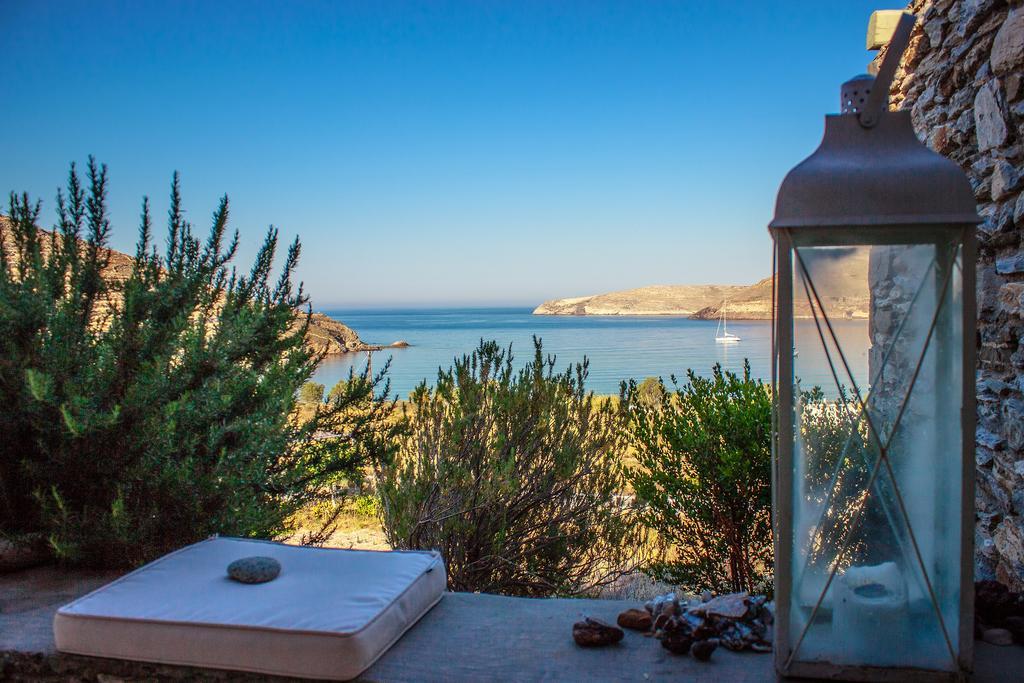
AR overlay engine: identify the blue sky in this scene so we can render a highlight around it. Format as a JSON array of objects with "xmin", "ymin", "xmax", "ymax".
[{"xmin": 2, "ymin": 1, "xmax": 902, "ymax": 307}]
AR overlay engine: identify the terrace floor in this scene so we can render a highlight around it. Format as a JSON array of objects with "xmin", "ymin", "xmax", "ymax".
[{"xmin": 2, "ymin": 565, "xmax": 1022, "ymax": 681}]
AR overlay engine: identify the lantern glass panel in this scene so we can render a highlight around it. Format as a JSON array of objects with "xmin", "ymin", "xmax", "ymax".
[{"xmin": 786, "ymin": 230, "xmax": 963, "ymax": 671}]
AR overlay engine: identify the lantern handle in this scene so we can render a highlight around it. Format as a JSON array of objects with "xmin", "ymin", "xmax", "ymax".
[{"xmin": 859, "ymin": 12, "xmax": 916, "ymax": 129}]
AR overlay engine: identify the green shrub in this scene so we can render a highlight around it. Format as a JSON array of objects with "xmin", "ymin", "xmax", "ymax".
[
  {"xmin": 620, "ymin": 361, "xmax": 772, "ymax": 595},
  {"xmin": 0, "ymin": 159, "xmax": 398, "ymax": 567},
  {"xmin": 634, "ymin": 376, "xmax": 666, "ymax": 410},
  {"xmin": 299, "ymin": 381, "xmax": 326, "ymax": 404},
  {"xmin": 375, "ymin": 338, "xmax": 641, "ymax": 596},
  {"xmin": 328, "ymin": 378, "xmax": 352, "ymax": 404},
  {"xmin": 350, "ymin": 494, "xmax": 381, "ymax": 519}
]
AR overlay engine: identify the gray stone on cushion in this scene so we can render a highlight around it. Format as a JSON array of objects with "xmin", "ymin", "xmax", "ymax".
[{"xmin": 227, "ymin": 556, "xmax": 281, "ymax": 584}]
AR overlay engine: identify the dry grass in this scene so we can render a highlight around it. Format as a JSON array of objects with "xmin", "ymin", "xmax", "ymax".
[
  {"xmin": 596, "ymin": 570, "xmax": 679, "ymax": 602},
  {"xmin": 321, "ymin": 511, "xmax": 389, "ymax": 550},
  {"xmin": 287, "ymin": 494, "xmax": 389, "ymax": 550}
]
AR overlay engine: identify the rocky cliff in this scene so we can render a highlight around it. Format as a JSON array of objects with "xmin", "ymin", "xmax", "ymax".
[
  {"xmin": 886, "ymin": 0, "xmax": 1024, "ymax": 589},
  {"xmin": 298, "ymin": 312, "xmax": 382, "ymax": 355},
  {"xmin": 0, "ymin": 217, "xmax": 136, "ymax": 323}
]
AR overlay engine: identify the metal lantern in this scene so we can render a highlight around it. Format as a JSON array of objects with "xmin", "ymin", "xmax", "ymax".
[{"xmin": 770, "ymin": 14, "xmax": 979, "ymax": 681}]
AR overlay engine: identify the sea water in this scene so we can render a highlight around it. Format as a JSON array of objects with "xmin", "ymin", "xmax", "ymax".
[{"xmin": 311, "ymin": 307, "xmax": 868, "ymax": 399}]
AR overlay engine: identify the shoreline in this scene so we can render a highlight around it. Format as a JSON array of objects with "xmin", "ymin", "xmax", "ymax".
[{"xmin": 529, "ymin": 313, "xmax": 866, "ymax": 321}]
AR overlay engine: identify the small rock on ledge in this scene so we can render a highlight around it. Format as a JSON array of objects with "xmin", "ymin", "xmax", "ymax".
[
  {"xmin": 689, "ymin": 591, "xmax": 749, "ymax": 619},
  {"xmin": 691, "ymin": 638, "xmax": 719, "ymax": 661},
  {"xmin": 573, "ymin": 617, "xmax": 624, "ymax": 647},
  {"xmin": 661, "ymin": 630, "xmax": 693, "ymax": 655},
  {"xmin": 616, "ymin": 608, "xmax": 652, "ymax": 631}
]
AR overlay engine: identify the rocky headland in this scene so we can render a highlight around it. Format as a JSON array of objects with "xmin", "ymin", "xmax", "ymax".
[
  {"xmin": 538, "ymin": 249, "xmax": 870, "ymax": 320},
  {"xmin": 298, "ymin": 313, "xmax": 408, "ymax": 355},
  {"xmin": 534, "ymin": 285, "xmax": 746, "ymax": 316},
  {"xmin": 295, "ymin": 312, "xmax": 378, "ymax": 355},
  {"xmin": 694, "ymin": 248, "xmax": 870, "ymax": 321}
]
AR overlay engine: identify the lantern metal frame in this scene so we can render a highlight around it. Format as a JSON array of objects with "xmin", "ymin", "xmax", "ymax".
[{"xmin": 768, "ymin": 14, "xmax": 980, "ymax": 682}]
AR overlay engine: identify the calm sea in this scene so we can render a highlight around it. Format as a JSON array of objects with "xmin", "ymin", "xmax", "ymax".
[{"xmin": 312, "ymin": 308, "xmax": 869, "ymax": 399}]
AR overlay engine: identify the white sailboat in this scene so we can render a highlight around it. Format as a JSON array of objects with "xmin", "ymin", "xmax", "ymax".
[{"xmin": 715, "ymin": 300, "xmax": 741, "ymax": 344}]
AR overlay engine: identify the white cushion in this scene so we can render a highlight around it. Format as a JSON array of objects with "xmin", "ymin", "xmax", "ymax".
[{"xmin": 54, "ymin": 537, "xmax": 446, "ymax": 680}]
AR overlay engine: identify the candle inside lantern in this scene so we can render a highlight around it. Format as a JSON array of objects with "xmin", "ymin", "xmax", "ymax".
[{"xmin": 832, "ymin": 562, "xmax": 908, "ymax": 663}]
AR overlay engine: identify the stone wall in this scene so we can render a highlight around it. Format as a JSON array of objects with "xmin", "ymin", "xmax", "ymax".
[{"xmin": 885, "ymin": 0, "xmax": 1024, "ymax": 589}]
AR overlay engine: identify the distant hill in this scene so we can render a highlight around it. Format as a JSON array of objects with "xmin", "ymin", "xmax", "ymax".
[
  {"xmin": 534, "ymin": 285, "xmax": 747, "ymax": 316},
  {"xmin": 689, "ymin": 277, "xmax": 776, "ymax": 320},
  {"xmin": 694, "ymin": 248, "xmax": 871, "ymax": 320},
  {"xmin": 538, "ymin": 249, "xmax": 871, "ymax": 320},
  {"xmin": 1, "ymin": 215, "xmax": 383, "ymax": 355}
]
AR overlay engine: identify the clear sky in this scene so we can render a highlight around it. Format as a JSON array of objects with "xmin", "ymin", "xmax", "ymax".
[{"xmin": 2, "ymin": 1, "xmax": 903, "ymax": 308}]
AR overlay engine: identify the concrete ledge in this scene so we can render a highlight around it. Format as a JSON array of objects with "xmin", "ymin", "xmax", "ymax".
[
  {"xmin": 1, "ymin": 651, "xmax": 308, "ymax": 682},
  {"xmin": 3, "ymin": 565, "xmax": 1023, "ymax": 681}
]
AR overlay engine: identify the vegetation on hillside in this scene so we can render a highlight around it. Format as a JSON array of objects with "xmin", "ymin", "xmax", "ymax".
[{"xmin": 0, "ymin": 159, "xmax": 397, "ymax": 567}]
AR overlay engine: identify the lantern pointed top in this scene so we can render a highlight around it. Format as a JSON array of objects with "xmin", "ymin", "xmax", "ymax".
[{"xmin": 769, "ymin": 12, "xmax": 980, "ymax": 232}]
